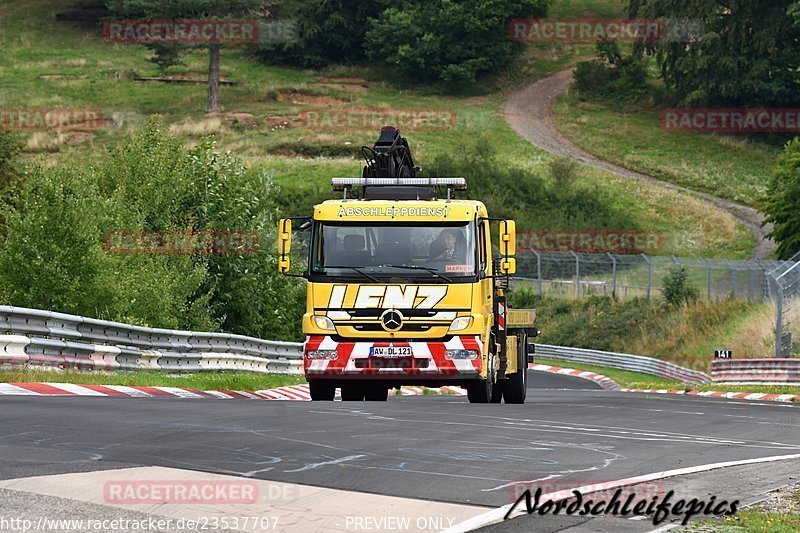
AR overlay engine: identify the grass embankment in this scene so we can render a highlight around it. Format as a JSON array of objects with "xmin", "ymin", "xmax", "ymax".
[
  {"xmin": 688, "ymin": 486, "xmax": 800, "ymax": 532},
  {"xmin": 0, "ymin": 369, "xmax": 303, "ymax": 391},
  {"xmin": 0, "ymin": 0, "xmax": 755, "ymax": 259},
  {"xmin": 516, "ymin": 294, "xmax": 778, "ymax": 370},
  {"xmin": 551, "ymin": 92, "xmax": 781, "ymax": 209}
]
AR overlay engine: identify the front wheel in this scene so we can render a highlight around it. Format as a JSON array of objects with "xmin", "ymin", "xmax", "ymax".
[
  {"xmin": 308, "ymin": 380, "xmax": 335, "ymax": 401},
  {"xmin": 501, "ymin": 332, "xmax": 528, "ymax": 404}
]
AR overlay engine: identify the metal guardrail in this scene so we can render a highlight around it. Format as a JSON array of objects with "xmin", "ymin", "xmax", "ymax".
[
  {"xmin": 711, "ymin": 358, "xmax": 800, "ymax": 383},
  {"xmin": 533, "ymin": 344, "xmax": 711, "ymax": 383},
  {"xmin": 2, "ymin": 306, "xmax": 792, "ymax": 384},
  {"xmin": 0, "ymin": 306, "xmax": 303, "ymax": 374}
]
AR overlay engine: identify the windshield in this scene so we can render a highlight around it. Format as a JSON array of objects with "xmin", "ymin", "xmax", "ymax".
[{"xmin": 311, "ymin": 221, "xmax": 477, "ymax": 280}]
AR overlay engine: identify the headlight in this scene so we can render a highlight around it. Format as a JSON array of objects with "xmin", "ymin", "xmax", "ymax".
[
  {"xmin": 307, "ymin": 349, "xmax": 338, "ymax": 360},
  {"xmin": 313, "ymin": 316, "xmax": 335, "ymax": 331},
  {"xmin": 449, "ymin": 316, "xmax": 472, "ymax": 331},
  {"xmin": 445, "ymin": 349, "xmax": 478, "ymax": 360}
]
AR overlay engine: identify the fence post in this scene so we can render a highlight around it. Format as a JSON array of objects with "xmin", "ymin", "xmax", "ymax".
[
  {"xmin": 534, "ymin": 251, "xmax": 542, "ymax": 296},
  {"xmin": 642, "ymin": 254, "xmax": 652, "ymax": 301},
  {"xmin": 571, "ymin": 251, "xmax": 580, "ymax": 297},
  {"xmin": 728, "ymin": 260, "xmax": 737, "ymax": 299},
  {"xmin": 776, "ymin": 285, "xmax": 784, "ymax": 357},
  {"xmin": 607, "ymin": 252, "xmax": 617, "ymax": 298},
  {"xmin": 702, "ymin": 258, "xmax": 712, "ymax": 300}
]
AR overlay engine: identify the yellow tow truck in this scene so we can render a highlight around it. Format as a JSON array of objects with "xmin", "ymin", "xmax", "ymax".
[{"xmin": 278, "ymin": 127, "xmax": 537, "ymax": 403}]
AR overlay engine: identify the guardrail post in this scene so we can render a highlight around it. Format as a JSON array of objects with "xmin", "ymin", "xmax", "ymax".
[
  {"xmin": 641, "ymin": 254, "xmax": 652, "ymax": 301},
  {"xmin": 571, "ymin": 251, "xmax": 580, "ymax": 297},
  {"xmin": 607, "ymin": 252, "xmax": 617, "ymax": 298}
]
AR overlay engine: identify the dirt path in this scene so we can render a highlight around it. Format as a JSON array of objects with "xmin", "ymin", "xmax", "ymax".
[{"xmin": 503, "ymin": 68, "xmax": 775, "ymax": 260}]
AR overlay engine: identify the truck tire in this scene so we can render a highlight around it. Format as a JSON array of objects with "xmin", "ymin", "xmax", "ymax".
[
  {"xmin": 501, "ymin": 332, "xmax": 528, "ymax": 404},
  {"xmin": 467, "ymin": 378, "xmax": 493, "ymax": 403},
  {"xmin": 364, "ymin": 384, "xmax": 388, "ymax": 401},
  {"xmin": 490, "ymin": 382, "xmax": 503, "ymax": 403},
  {"xmin": 308, "ymin": 380, "xmax": 335, "ymax": 401},
  {"xmin": 341, "ymin": 384, "xmax": 365, "ymax": 401}
]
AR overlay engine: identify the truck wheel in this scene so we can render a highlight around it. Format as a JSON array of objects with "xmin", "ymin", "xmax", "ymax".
[
  {"xmin": 308, "ymin": 380, "xmax": 335, "ymax": 401},
  {"xmin": 341, "ymin": 384, "xmax": 365, "ymax": 401},
  {"xmin": 490, "ymin": 382, "xmax": 503, "ymax": 403},
  {"xmin": 467, "ymin": 378, "xmax": 493, "ymax": 403},
  {"xmin": 364, "ymin": 384, "xmax": 388, "ymax": 401},
  {"xmin": 501, "ymin": 333, "xmax": 528, "ymax": 404}
]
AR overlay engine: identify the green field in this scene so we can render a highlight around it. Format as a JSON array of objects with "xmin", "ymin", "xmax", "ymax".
[
  {"xmin": 552, "ymin": 87, "xmax": 781, "ymax": 209},
  {"xmin": 0, "ymin": 0, "xmax": 757, "ymax": 260}
]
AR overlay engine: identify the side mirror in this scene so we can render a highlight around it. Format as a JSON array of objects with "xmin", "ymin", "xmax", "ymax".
[
  {"xmin": 499, "ymin": 220, "xmax": 516, "ymax": 257},
  {"xmin": 499, "ymin": 257, "xmax": 516, "ymax": 275},
  {"xmin": 277, "ymin": 219, "xmax": 292, "ymax": 274}
]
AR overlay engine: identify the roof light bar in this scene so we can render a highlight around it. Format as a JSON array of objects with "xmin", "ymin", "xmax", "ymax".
[{"xmin": 332, "ymin": 177, "xmax": 466, "ymax": 190}]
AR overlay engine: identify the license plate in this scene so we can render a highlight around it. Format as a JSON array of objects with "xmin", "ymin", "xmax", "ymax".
[{"xmin": 370, "ymin": 346, "xmax": 413, "ymax": 357}]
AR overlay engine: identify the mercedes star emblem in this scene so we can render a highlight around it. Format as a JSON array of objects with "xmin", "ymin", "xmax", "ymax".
[{"xmin": 380, "ymin": 309, "xmax": 404, "ymax": 331}]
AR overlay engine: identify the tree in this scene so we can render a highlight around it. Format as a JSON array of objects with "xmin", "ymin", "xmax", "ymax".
[
  {"xmin": 253, "ymin": 0, "xmax": 384, "ymax": 67},
  {"xmin": 764, "ymin": 138, "xmax": 800, "ymax": 259},
  {"xmin": 632, "ymin": 0, "xmax": 800, "ymax": 106},
  {"xmin": 106, "ymin": 0, "xmax": 262, "ymax": 112},
  {"xmin": 365, "ymin": 0, "xmax": 548, "ymax": 84}
]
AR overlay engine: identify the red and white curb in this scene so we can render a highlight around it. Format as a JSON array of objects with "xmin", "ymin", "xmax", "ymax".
[
  {"xmin": 0, "ymin": 382, "xmax": 465, "ymax": 400},
  {"xmin": 528, "ymin": 363, "xmax": 621, "ymax": 390},
  {"xmin": 620, "ymin": 388, "xmax": 799, "ymax": 403}
]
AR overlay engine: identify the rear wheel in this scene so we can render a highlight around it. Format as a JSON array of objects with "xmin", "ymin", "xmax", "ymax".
[
  {"xmin": 364, "ymin": 384, "xmax": 389, "ymax": 401},
  {"xmin": 341, "ymin": 383, "xmax": 365, "ymax": 401},
  {"xmin": 308, "ymin": 380, "xmax": 335, "ymax": 401},
  {"xmin": 501, "ymin": 332, "xmax": 528, "ymax": 404}
]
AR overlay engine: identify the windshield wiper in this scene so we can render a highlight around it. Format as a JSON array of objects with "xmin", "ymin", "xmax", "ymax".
[
  {"xmin": 324, "ymin": 265, "xmax": 380, "ymax": 283},
  {"xmin": 379, "ymin": 264, "xmax": 454, "ymax": 283}
]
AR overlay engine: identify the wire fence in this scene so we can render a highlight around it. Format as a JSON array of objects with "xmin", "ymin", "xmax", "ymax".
[
  {"xmin": 512, "ymin": 251, "xmax": 800, "ymax": 357},
  {"xmin": 768, "ymin": 251, "xmax": 800, "ymax": 357},
  {"xmin": 513, "ymin": 252, "xmax": 795, "ymax": 303}
]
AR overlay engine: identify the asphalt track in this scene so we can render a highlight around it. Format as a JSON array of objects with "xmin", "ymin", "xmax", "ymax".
[{"xmin": 0, "ymin": 371, "xmax": 798, "ymax": 532}]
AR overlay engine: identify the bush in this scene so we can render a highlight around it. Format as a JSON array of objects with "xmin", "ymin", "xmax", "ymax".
[
  {"xmin": 574, "ymin": 40, "xmax": 650, "ymax": 101},
  {"xmin": 548, "ymin": 156, "xmax": 579, "ymax": 189},
  {"xmin": 0, "ymin": 118, "xmax": 306, "ymax": 340},
  {"xmin": 428, "ymin": 134, "xmax": 634, "ymax": 230},
  {"xmin": 662, "ymin": 267, "xmax": 699, "ymax": 306}
]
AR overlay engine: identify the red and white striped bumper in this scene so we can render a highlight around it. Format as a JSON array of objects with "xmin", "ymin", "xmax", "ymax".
[{"xmin": 303, "ymin": 335, "xmax": 483, "ymax": 378}]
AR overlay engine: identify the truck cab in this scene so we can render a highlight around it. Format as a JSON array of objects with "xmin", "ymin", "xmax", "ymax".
[{"xmin": 278, "ymin": 128, "xmax": 536, "ymax": 403}]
